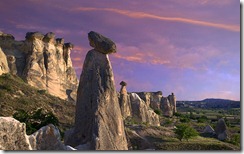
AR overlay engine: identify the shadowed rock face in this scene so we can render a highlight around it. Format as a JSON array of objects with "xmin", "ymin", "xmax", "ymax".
[
  {"xmin": 215, "ymin": 118, "xmax": 228, "ymax": 141},
  {"xmin": 65, "ymin": 32, "xmax": 128, "ymax": 150},
  {"xmin": 88, "ymin": 31, "xmax": 116, "ymax": 54},
  {"xmin": 0, "ymin": 31, "xmax": 78, "ymax": 102}
]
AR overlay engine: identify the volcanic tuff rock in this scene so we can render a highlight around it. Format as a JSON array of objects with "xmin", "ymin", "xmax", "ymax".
[
  {"xmin": 0, "ymin": 117, "xmax": 32, "ymax": 150},
  {"xmin": 168, "ymin": 93, "xmax": 177, "ymax": 113},
  {"xmin": 137, "ymin": 91, "xmax": 162, "ymax": 110},
  {"xmin": 203, "ymin": 125, "xmax": 215, "ymax": 134},
  {"xmin": 88, "ymin": 31, "xmax": 116, "ymax": 54},
  {"xmin": 0, "ymin": 117, "xmax": 75, "ymax": 150},
  {"xmin": 28, "ymin": 124, "xmax": 69, "ymax": 150},
  {"xmin": 65, "ymin": 31, "xmax": 128, "ymax": 150},
  {"xmin": 119, "ymin": 81, "xmax": 132, "ymax": 118},
  {"xmin": 215, "ymin": 118, "xmax": 228, "ymax": 141},
  {"xmin": 0, "ymin": 32, "xmax": 78, "ymax": 101},
  {"xmin": 0, "ymin": 47, "xmax": 9, "ymax": 75},
  {"xmin": 130, "ymin": 93, "xmax": 160, "ymax": 126},
  {"xmin": 160, "ymin": 97, "xmax": 173, "ymax": 117}
]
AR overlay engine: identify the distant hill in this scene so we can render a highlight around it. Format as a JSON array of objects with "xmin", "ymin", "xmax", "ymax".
[{"xmin": 177, "ymin": 98, "xmax": 240, "ymax": 109}]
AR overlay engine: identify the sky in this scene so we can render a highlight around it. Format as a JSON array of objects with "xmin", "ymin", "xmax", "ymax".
[{"xmin": 0, "ymin": 0, "xmax": 240, "ymax": 101}]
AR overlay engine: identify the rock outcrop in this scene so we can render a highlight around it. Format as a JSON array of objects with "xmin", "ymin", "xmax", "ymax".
[
  {"xmin": 137, "ymin": 91, "xmax": 162, "ymax": 109},
  {"xmin": 215, "ymin": 118, "xmax": 228, "ymax": 141},
  {"xmin": 160, "ymin": 93, "xmax": 177, "ymax": 117},
  {"xmin": 160, "ymin": 97, "xmax": 173, "ymax": 117},
  {"xmin": 0, "ymin": 117, "xmax": 75, "ymax": 150},
  {"xmin": 119, "ymin": 81, "xmax": 132, "ymax": 118},
  {"xmin": 0, "ymin": 31, "xmax": 78, "ymax": 101},
  {"xmin": 0, "ymin": 117, "xmax": 32, "ymax": 150},
  {"xmin": 28, "ymin": 124, "xmax": 68, "ymax": 150},
  {"xmin": 65, "ymin": 31, "xmax": 128, "ymax": 150},
  {"xmin": 167, "ymin": 93, "xmax": 177, "ymax": 113},
  {"xmin": 0, "ymin": 47, "xmax": 9, "ymax": 75},
  {"xmin": 130, "ymin": 93, "xmax": 160, "ymax": 126},
  {"xmin": 203, "ymin": 125, "xmax": 215, "ymax": 134}
]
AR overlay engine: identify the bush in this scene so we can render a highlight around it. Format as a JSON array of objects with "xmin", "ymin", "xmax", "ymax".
[
  {"xmin": 37, "ymin": 90, "xmax": 46, "ymax": 94},
  {"xmin": 174, "ymin": 112, "xmax": 182, "ymax": 117},
  {"xmin": 180, "ymin": 117, "xmax": 190, "ymax": 123},
  {"xmin": 154, "ymin": 109, "xmax": 162, "ymax": 116},
  {"xmin": 197, "ymin": 115, "xmax": 208, "ymax": 123},
  {"xmin": 174, "ymin": 124, "xmax": 198, "ymax": 141},
  {"xmin": 228, "ymin": 134, "xmax": 240, "ymax": 146},
  {"xmin": 13, "ymin": 108, "xmax": 59, "ymax": 135}
]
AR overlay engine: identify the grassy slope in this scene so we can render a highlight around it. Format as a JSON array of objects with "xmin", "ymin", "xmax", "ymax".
[
  {"xmin": 0, "ymin": 74, "xmax": 75, "ymax": 134},
  {"xmin": 126, "ymin": 121, "xmax": 240, "ymax": 150}
]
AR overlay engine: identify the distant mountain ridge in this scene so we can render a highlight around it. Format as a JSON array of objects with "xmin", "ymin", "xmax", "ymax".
[{"xmin": 177, "ymin": 98, "xmax": 240, "ymax": 109}]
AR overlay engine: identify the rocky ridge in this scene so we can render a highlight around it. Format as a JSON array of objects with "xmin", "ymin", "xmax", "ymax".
[{"xmin": 0, "ymin": 31, "xmax": 78, "ymax": 102}]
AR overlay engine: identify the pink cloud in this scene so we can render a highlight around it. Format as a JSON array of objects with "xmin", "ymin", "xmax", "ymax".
[{"xmin": 73, "ymin": 7, "xmax": 239, "ymax": 32}]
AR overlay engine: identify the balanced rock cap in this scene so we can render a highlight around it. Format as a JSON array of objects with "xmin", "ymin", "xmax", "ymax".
[
  {"xmin": 88, "ymin": 31, "xmax": 116, "ymax": 54},
  {"xmin": 120, "ymin": 81, "xmax": 127, "ymax": 86}
]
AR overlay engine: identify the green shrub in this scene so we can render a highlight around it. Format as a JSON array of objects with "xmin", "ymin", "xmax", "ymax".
[
  {"xmin": 164, "ymin": 118, "xmax": 173, "ymax": 126},
  {"xmin": 154, "ymin": 109, "xmax": 162, "ymax": 116},
  {"xmin": 228, "ymin": 134, "xmax": 240, "ymax": 146},
  {"xmin": 174, "ymin": 124, "xmax": 198, "ymax": 141},
  {"xmin": 174, "ymin": 112, "xmax": 182, "ymax": 117},
  {"xmin": 180, "ymin": 117, "xmax": 190, "ymax": 123},
  {"xmin": 197, "ymin": 115, "xmax": 208, "ymax": 123},
  {"xmin": 37, "ymin": 90, "xmax": 46, "ymax": 94},
  {"xmin": 13, "ymin": 108, "xmax": 59, "ymax": 135},
  {"xmin": 0, "ymin": 84, "xmax": 13, "ymax": 92}
]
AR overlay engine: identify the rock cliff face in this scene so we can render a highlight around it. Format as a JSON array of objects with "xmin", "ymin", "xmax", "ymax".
[
  {"xmin": 136, "ymin": 91, "xmax": 162, "ymax": 109},
  {"xmin": 0, "ymin": 31, "xmax": 78, "ymax": 101},
  {"xmin": 65, "ymin": 31, "xmax": 128, "ymax": 150},
  {"xmin": 161, "ymin": 97, "xmax": 173, "ymax": 117},
  {"xmin": 134, "ymin": 91, "xmax": 177, "ymax": 118},
  {"xmin": 0, "ymin": 47, "xmax": 9, "ymax": 75},
  {"xmin": 130, "ymin": 93, "xmax": 160, "ymax": 126}
]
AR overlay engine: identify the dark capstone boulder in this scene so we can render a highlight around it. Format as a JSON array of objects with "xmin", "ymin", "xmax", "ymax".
[{"xmin": 88, "ymin": 31, "xmax": 116, "ymax": 54}]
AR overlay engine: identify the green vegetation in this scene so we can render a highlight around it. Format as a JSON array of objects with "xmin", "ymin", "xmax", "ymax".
[
  {"xmin": 154, "ymin": 109, "xmax": 162, "ymax": 116},
  {"xmin": 0, "ymin": 73, "xmax": 75, "ymax": 137},
  {"xmin": 174, "ymin": 124, "xmax": 198, "ymax": 141},
  {"xmin": 13, "ymin": 108, "xmax": 59, "ymax": 135}
]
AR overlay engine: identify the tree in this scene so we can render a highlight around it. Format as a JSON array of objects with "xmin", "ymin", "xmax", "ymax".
[{"xmin": 174, "ymin": 124, "xmax": 198, "ymax": 141}]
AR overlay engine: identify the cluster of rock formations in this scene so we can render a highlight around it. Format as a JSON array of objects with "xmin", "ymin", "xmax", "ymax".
[
  {"xmin": 118, "ymin": 82, "xmax": 177, "ymax": 124},
  {"xmin": 0, "ymin": 31, "xmax": 78, "ymax": 101},
  {"xmin": 0, "ymin": 31, "xmax": 179, "ymax": 150},
  {"xmin": 203, "ymin": 118, "xmax": 228, "ymax": 141}
]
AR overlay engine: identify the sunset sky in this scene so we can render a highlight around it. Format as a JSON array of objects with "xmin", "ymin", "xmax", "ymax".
[{"xmin": 0, "ymin": 0, "xmax": 240, "ymax": 101}]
